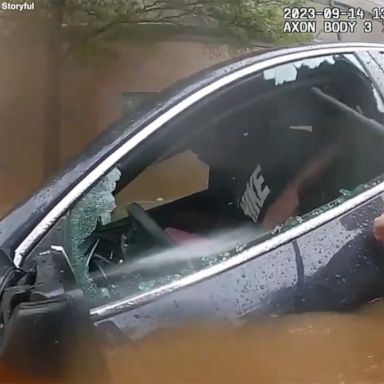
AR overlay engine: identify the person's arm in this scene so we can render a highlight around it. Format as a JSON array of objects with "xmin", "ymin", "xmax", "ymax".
[
  {"xmin": 262, "ymin": 143, "xmax": 338, "ymax": 229},
  {"xmin": 373, "ymin": 214, "xmax": 384, "ymax": 241}
]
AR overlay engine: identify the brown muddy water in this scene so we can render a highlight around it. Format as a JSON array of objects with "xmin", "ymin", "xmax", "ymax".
[
  {"xmin": 105, "ymin": 300, "xmax": 384, "ymax": 384},
  {"xmin": 2, "ymin": 299, "xmax": 384, "ymax": 383}
]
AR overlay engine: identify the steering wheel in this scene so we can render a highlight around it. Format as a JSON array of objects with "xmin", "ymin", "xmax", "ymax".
[{"xmin": 127, "ymin": 203, "xmax": 173, "ymax": 246}]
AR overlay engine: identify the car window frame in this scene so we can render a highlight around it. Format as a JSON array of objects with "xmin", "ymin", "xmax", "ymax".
[{"xmin": 14, "ymin": 43, "xmax": 384, "ymax": 318}]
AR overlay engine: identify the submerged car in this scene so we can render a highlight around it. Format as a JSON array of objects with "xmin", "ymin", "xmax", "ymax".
[{"xmin": 0, "ymin": 42, "xmax": 384, "ymax": 380}]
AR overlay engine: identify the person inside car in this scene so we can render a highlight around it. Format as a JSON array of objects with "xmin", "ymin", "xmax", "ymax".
[{"xmin": 193, "ymin": 89, "xmax": 342, "ymax": 231}]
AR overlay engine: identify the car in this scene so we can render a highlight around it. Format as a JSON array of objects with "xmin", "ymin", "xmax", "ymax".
[{"xmin": 0, "ymin": 42, "xmax": 384, "ymax": 381}]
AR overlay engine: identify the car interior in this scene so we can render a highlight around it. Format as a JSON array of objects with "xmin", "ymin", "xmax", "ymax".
[{"xmin": 73, "ymin": 54, "xmax": 384, "ymax": 297}]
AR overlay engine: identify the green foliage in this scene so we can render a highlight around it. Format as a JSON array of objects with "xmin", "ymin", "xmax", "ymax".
[
  {"xmin": 38, "ymin": 0, "xmax": 313, "ymax": 62},
  {"xmin": 183, "ymin": 0, "xmax": 311, "ymax": 43},
  {"xmin": 64, "ymin": 0, "xmax": 311, "ymax": 41}
]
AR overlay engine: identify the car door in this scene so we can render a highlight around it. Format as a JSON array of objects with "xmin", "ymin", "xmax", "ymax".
[
  {"xmin": 89, "ymin": 46, "xmax": 384, "ymax": 340},
  {"xmin": 1, "ymin": 44, "xmax": 384, "ymax": 348}
]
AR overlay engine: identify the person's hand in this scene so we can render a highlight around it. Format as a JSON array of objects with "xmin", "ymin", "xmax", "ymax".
[
  {"xmin": 262, "ymin": 183, "xmax": 299, "ymax": 230},
  {"xmin": 262, "ymin": 144, "xmax": 337, "ymax": 230},
  {"xmin": 373, "ymin": 214, "xmax": 384, "ymax": 241}
]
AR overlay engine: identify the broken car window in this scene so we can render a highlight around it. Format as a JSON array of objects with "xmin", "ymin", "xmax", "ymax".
[
  {"xmin": 68, "ymin": 168, "xmax": 122, "ymax": 297},
  {"xmin": 57, "ymin": 52, "xmax": 384, "ymax": 303}
]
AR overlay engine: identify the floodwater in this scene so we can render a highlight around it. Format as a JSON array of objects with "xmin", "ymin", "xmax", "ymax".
[
  {"xmin": 1, "ymin": 14, "xmax": 384, "ymax": 384},
  {"xmin": 2, "ymin": 299, "xmax": 384, "ymax": 383},
  {"xmin": 107, "ymin": 300, "xmax": 384, "ymax": 384}
]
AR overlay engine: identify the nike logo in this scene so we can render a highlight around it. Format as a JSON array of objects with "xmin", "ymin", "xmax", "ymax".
[{"xmin": 239, "ymin": 165, "xmax": 271, "ymax": 223}]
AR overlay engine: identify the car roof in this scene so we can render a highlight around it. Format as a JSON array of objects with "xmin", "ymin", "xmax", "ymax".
[{"xmin": 0, "ymin": 42, "xmax": 383, "ymax": 257}]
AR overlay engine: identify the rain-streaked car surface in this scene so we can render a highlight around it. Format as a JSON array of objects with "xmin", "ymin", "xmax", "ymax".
[{"xmin": 1, "ymin": 42, "xmax": 384, "ymax": 381}]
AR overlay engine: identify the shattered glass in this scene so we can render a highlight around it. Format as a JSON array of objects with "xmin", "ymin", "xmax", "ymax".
[
  {"xmin": 262, "ymin": 51, "xmax": 384, "ymax": 236},
  {"xmin": 273, "ymin": 175, "xmax": 384, "ymax": 236},
  {"xmin": 354, "ymin": 51, "xmax": 384, "ymax": 114},
  {"xmin": 263, "ymin": 63, "xmax": 298, "ymax": 85},
  {"xmin": 263, "ymin": 53, "xmax": 384, "ymax": 116},
  {"xmin": 373, "ymin": 51, "xmax": 384, "ymax": 72},
  {"xmin": 138, "ymin": 274, "xmax": 183, "ymax": 293},
  {"xmin": 68, "ymin": 167, "xmax": 121, "ymax": 297},
  {"xmin": 263, "ymin": 56, "xmax": 336, "ymax": 86}
]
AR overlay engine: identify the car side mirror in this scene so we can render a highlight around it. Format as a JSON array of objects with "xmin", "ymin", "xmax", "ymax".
[{"xmin": 0, "ymin": 247, "xmax": 109, "ymax": 383}]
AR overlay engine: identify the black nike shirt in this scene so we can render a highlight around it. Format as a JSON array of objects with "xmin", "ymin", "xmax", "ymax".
[{"xmin": 195, "ymin": 89, "xmax": 341, "ymax": 223}]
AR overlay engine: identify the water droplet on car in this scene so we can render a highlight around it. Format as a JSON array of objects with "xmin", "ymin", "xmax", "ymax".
[
  {"xmin": 138, "ymin": 280, "xmax": 156, "ymax": 291},
  {"xmin": 339, "ymin": 189, "xmax": 352, "ymax": 197},
  {"xmin": 295, "ymin": 216, "xmax": 304, "ymax": 223},
  {"xmin": 236, "ymin": 244, "xmax": 246, "ymax": 253}
]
